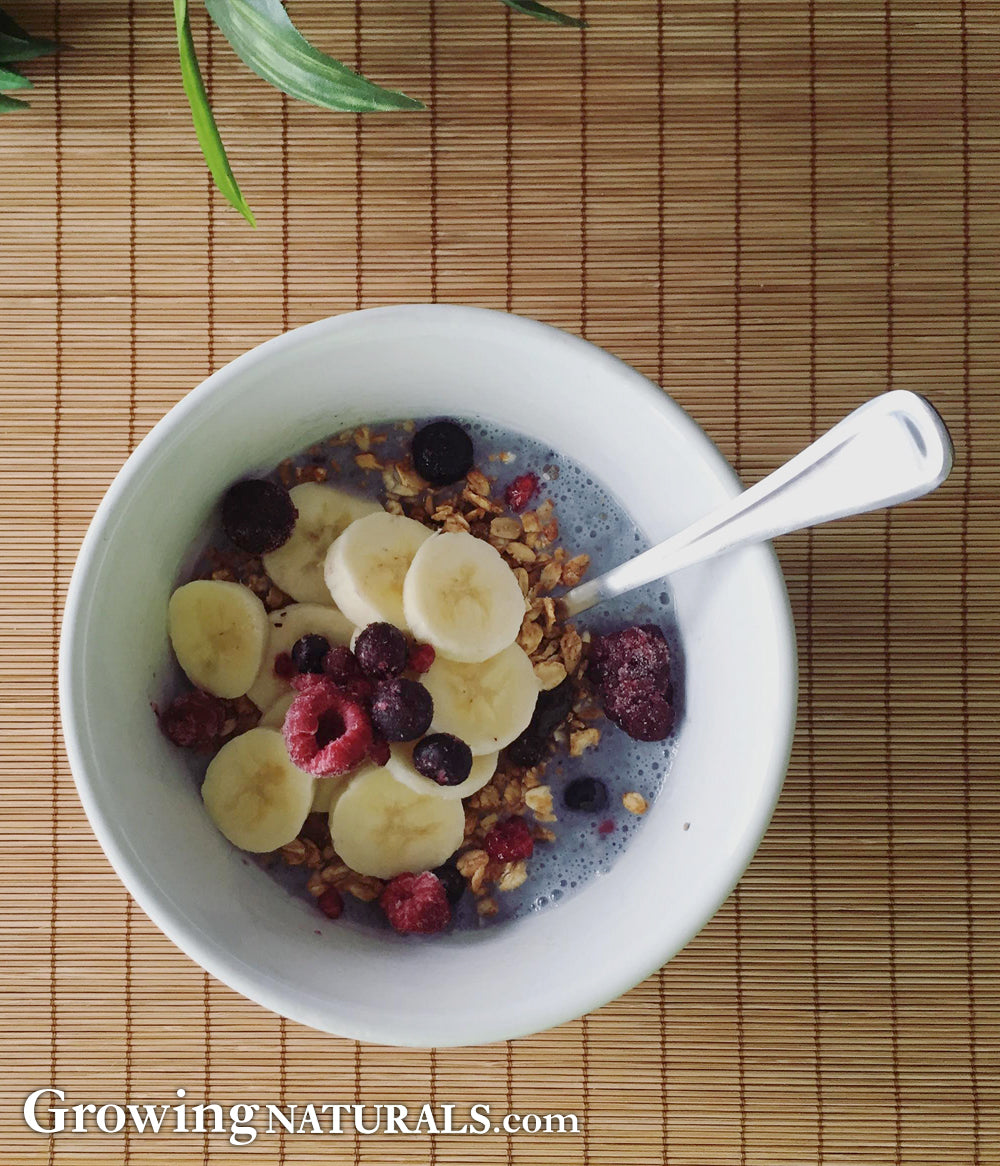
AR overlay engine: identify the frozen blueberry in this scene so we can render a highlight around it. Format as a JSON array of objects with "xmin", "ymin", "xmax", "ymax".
[
  {"xmin": 370, "ymin": 678, "xmax": 434, "ymax": 742},
  {"xmin": 504, "ymin": 729, "xmax": 548, "ymax": 768},
  {"xmin": 412, "ymin": 420, "xmax": 474, "ymax": 487},
  {"xmin": 221, "ymin": 478, "xmax": 296, "ymax": 554},
  {"xmin": 413, "ymin": 733, "xmax": 473, "ymax": 786},
  {"xmin": 564, "ymin": 777, "xmax": 609, "ymax": 813},
  {"xmin": 354, "ymin": 622, "xmax": 408, "ymax": 680},
  {"xmin": 431, "ymin": 863, "xmax": 466, "ymax": 906},
  {"xmin": 532, "ymin": 677, "xmax": 575, "ymax": 737},
  {"xmin": 291, "ymin": 634, "xmax": 330, "ymax": 674}
]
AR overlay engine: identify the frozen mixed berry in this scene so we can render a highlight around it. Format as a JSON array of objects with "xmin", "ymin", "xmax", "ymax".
[
  {"xmin": 370, "ymin": 678, "xmax": 434, "ymax": 742},
  {"xmin": 564, "ymin": 776, "xmax": 609, "ymax": 813},
  {"xmin": 283, "ymin": 675, "xmax": 373, "ymax": 776},
  {"xmin": 413, "ymin": 733, "xmax": 473, "ymax": 786},
  {"xmin": 323, "ymin": 645, "xmax": 363, "ymax": 684},
  {"xmin": 354, "ymin": 622, "xmax": 408, "ymax": 680},
  {"xmin": 504, "ymin": 729, "xmax": 548, "ymax": 768},
  {"xmin": 368, "ymin": 737, "xmax": 391, "ymax": 767},
  {"xmin": 603, "ymin": 676, "xmax": 674, "ymax": 742},
  {"xmin": 431, "ymin": 862, "xmax": 466, "ymax": 906},
  {"xmin": 505, "ymin": 472, "xmax": 540, "ymax": 513},
  {"xmin": 317, "ymin": 887, "xmax": 344, "ymax": 920},
  {"xmin": 411, "ymin": 420, "xmax": 474, "ymax": 486},
  {"xmin": 485, "ymin": 816, "xmax": 534, "ymax": 862},
  {"xmin": 338, "ymin": 676, "xmax": 374, "ymax": 708},
  {"xmin": 588, "ymin": 624, "xmax": 671, "ymax": 690},
  {"xmin": 221, "ymin": 478, "xmax": 297, "ymax": 555},
  {"xmin": 380, "ymin": 871, "xmax": 451, "ymax": 934},
  {"xmin": 408, "ymin": 642, "xmax": 436, "ymax": 674},
  {"xmin": 159, "ymin": 689, "xmax": 228, "ymax": 750},
  {"xmin": 291, "ymin": 634, "xmax": 330, "ymax": 674}
]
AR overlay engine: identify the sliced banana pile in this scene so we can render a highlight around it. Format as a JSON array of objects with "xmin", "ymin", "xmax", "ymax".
[{"xmin": 169, "ymin": 469, "xmax": 547, "ymax": 889}]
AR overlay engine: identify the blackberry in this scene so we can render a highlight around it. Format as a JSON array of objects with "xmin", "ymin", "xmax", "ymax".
[
  {"xmin": 563, "ymin": 777, "xmax": 609, "ymax": 813},
  {"xmin": 413, "ymin": 733, "xmax": 473, "ymax": 786},
  {"xmin": 370, "ymin": 678, "xmax": 434, "ymax": 742},
  {"xmin": 221, "ymin": 478, "xmax": 296, "ymax": 554},
  {"xmin": 354, "ymin": 622, "xmax": 408, "ymax": 680}
]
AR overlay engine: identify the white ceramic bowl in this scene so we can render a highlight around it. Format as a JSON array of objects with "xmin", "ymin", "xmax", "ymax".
[{"xmin": 60, "ymin": 305, "xmax": 796, "ymax": 1047}]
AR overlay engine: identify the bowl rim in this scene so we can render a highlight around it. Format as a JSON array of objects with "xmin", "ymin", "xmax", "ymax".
[{"xmin": 59, "ymin": 303, "xmax": 798, "ymax": 1046}]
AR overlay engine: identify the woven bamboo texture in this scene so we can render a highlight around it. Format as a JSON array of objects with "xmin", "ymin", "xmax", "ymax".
[{"xmin": 1, "ymin": 0, "xmax": 998, "ymax": 1162}]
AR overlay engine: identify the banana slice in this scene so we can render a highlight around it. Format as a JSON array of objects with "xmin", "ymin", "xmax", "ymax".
[
  {"xmin": 403, "ymin": 530, "xmax": 526, "ymax": 663},
  {"xmin": 329, "ymin": 765, "xmax": 465, "ymax": 879},
  {"xmin": 246, "ymin": 603, "xmax": 355, "ymax": 711},
  {"xmin": 168, "ymin": 580, "xmax": 269, "ymax": 699},
  {"xmin": 202, "ymin": 727, "xmax": 314, "ymax": 853},
  {"xmin": 258, "ymin": 693, "xmax": 295, "ymax": 730},
  {"xmin": 261, "ymin": 482, "xmax": 381, "ymax": 606},
  {"xmin": 386, "ymin": 743, "xmax": 499, "ymax": 802},
  {"xmin": 324, "ymin": 512, "xmax": 432, "ymax": 631},
  {"xmin": 422, "ymin": 643, "xmax": 540, "ymax": 756}
]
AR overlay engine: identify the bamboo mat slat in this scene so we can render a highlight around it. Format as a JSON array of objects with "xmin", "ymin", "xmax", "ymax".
[{"xmin": 1, "ymin": 0, "xmax": 998, "ymax": 1163}]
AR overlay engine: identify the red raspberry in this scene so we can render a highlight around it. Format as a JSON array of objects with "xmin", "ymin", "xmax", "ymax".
[
  {"xmin": 408, "ymin": 642, "xmax": 436, "ymax": 674},
  {"xmin": 273, "ymin": 651, "xmax": 296, "ymax": 680},
  {"xmin": 283, "ymin": 676, "xmax": 373, "ymax": 776},
  {"xmin": 380, "ymin": 872, "xmax": 451, "ymax": 935},
  {"xmin": 317, "ymin": 887, "xmax": 344, "ymax": 920},
  {"xmin": 159, "ymin": 689, "xmax": 227, "ymax": 750},
  {"xmin": 504, "ymin": 472, "xmax": 540, "ymax": 513},
  {"xmin": 368, "ymin": 737, "xmax": 391, "ymax": 767},
  {"xmin": 485, "ymin": 816, "xmax": 535, "ymax": 862}
]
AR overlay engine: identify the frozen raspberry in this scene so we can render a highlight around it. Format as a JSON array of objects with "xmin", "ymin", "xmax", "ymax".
[
  {"xmin": 603, "ymin": 676, "xmax": 674, "ymax": 742},
  {"xmin": 354, "ymin": 622, "xmax": 408, "ymax": 680},
  {"xmin": 371, "ymin": 678, "xmax": 434, "ymax": 742},
  {"xmin": 283, "ymin": 677, "xmax": 373, "ymax": 776},
  {"xmin": 221, "ymin": 478, "xmax": 296, "ymax": 554},
  {"xmin": 505, "ymin": 472, "xmax": 540, "ymax": 513},
  {"xmin": 368, "ymin": 737, "xmax": 391, "ymax": 767},
  {"xmin": 317, "ymin": 887, "xmax": 344, "ymax": 920},
  {"xmin": 291, "ymin": 634, "xmax": 330, "ymax": 674},
  {"xmin": 413, "ymin": 733, "xmax": 473, "ymax": 786},
  {"xmin": 412, "ymin": 420, "xmax": 474, "ymax": 487},
  {"xmin": 323, "ymin": 645, "xmax": 362, "ymax": 684},
  {"xmin": 159, "ymin": 689, "xmax": 227, "ymax": 750},
  {"xmin": 485, "ymin": 817, "xmax": 534, "ymax": 862},
  {"xmin": 598, "ymin": 819, "xmax": 616, "ymax": 836},
  {"xmin": 273, "ymin": 651, "xmax": 296, "ymax": 680},
  {"xmin": 380, "ymin": 872, "xmax": 451, "ymax": 934},
  {"xmin": 408, "ymin": 642, "xmax": 436, "ymax": 674},
  {"xmin": 589, "ymin": 624, "xmax": 671, "ymax": 690}
]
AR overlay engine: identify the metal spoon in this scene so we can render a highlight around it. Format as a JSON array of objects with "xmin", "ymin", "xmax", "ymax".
[{"xmin": 562, "ymin": 390, "xmax": 954, "ymax": 617}]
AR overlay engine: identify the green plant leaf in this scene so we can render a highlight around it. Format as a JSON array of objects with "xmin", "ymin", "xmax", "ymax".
[
  {"xmin": 173, "ymin": 0, "xmax": 256, "ymax": 225},
  {"xmin": 0, "ymin": 29, "xmax": 59, "ymax": 62},
  {"xmin": 204, "ymin": 0, "xmax": 424, "ymax": 114},
  {"xmin": 0, "ymin": 91, "xmax": 28, "ymax": 110},
  {"xmin": 0, "ymin": 63, "xmax": 31, "ymax": 90},
  {"xmin": 499, "ymin": 0, "xmax": 586, "ymax": 28}
]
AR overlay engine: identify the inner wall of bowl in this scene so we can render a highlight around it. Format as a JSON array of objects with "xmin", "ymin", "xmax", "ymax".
[{"xmin": 66, "ymin": 307, "xmax": 794, "ymax": 1045}]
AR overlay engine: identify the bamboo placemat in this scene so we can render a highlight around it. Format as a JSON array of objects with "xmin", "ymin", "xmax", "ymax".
[{"xmin": 1, "ymin": 0, "xmax": 997, "ymax": 1162}]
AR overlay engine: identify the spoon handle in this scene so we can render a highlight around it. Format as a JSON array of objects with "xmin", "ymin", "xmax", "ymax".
[{"xmin": 563, "ymin": 390, "xmax": 954, "ymax": 617}]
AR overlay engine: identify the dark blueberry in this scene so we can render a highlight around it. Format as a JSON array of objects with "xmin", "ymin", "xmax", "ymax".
[
  {"xmin": 354, "ymin": 622, "xmax": 408, "ymax": 680},
  {"xmin": 413, "ymin": 733, "xmax": 473, "ymax": 786},
  {"xmin": 431, "ymin": 863, "xmax": 466, "ymax": 906},
  {"xmin": 504, "ymin": 729, "xmax": 548, "ymax": 769},
  {"xmin": 370, "ymin": 678, "xmax": 434, "ymax": 742},
  {"xmin": 291, "ymin": 634, "xmax": 330, "ymax": 674},
  {"xmin": 411, "ymin": 420, "xmax": 474, "ymax": 486},
  {"xmin": 564, "ymin": 777, "xmax": 609, "ymax": 813},
  {"xmin": 221, "ymin": 478, "xmax": 297, "ymax": 554},
  {"xmin": 532, "ymin": 677, "xmax": 575, "ymax": 737}
]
